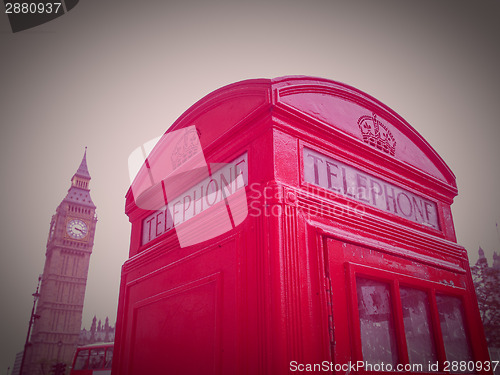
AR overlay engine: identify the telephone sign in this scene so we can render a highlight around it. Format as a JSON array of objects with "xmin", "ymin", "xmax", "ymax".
[
  {"xmin": 304, "ymin": 147, "xmax": 439, "ymax": 229},
  {"xmin": 141, "ymin": 153, "xmax": 248, "ymax": 245}
]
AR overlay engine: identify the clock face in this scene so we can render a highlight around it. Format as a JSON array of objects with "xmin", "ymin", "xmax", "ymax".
[{"xmin": 66, "ymin": 219, "xmax": 88, "ymax": 239}]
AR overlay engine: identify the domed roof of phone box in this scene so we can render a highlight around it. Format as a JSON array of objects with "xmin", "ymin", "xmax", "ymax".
[{"xmin": 126, "ymin": 76, "xmax": 457, "ymax": 209}]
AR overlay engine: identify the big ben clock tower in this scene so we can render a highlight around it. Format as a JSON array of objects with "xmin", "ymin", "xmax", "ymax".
[{"xmin": 25, "ymin": 149, "xmax": 97, "ymax": 375}]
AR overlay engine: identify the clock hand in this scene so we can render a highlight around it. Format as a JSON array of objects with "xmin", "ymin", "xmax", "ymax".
[{"xmin": 74, "ymin": 227, "xmax": 83, "ymax": 233}]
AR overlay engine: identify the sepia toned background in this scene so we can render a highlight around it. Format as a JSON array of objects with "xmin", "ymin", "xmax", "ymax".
[{"xmin": 1, "ymin": 0, "xmax": 499, "ymax": 372}]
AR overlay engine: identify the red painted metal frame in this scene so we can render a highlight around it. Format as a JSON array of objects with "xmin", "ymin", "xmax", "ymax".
[
  {"xmin": 346, "ymin": 261, "xmax": 471, "ymax": 371},
  {"xmin": 113, "ymin": 76, "xmax": 490, "ymax": 375},
  {"xmin": 323, "ymin": 236, "xmax": 490, "ymax": 374}
]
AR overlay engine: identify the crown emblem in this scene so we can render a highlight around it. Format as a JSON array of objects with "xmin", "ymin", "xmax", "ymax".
[
  {"xmin": 357, "ymin": 113, "xmax": 396, "ymax": 156},
  {"xmin": 171, "ymin": 127, "xmax": 202, "ymax": 169}
]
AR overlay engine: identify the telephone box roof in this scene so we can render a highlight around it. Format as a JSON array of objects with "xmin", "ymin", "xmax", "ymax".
[{"xmin": 127, "ymin": 76, "xmax": 457, "ymax": 205}]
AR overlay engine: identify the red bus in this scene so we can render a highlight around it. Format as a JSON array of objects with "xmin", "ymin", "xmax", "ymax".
[{"xmin": 70, "ymin": 342, "xmax": 113, "ymax": 375}]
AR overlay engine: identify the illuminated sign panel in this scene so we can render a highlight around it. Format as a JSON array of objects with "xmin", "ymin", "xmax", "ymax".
[
  {"xmin": 142, "ymin": 153, "xmax": 248, "ymax": 245},
  {"xmin": 303, "ymin": 148, "xmax": 439, "ymax": 230}
]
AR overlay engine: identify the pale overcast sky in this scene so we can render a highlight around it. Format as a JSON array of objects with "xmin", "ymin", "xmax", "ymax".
[{"xmin": 1, "ymin": 0, "xmax": 499, "ymax": 372}]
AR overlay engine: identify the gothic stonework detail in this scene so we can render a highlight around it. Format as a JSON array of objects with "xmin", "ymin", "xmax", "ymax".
[{"xmin": 357, "ymin": 113, "xmax": 396, "ymax": 156}]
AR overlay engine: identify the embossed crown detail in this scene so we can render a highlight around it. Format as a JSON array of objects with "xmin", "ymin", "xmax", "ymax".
[
  {"xmin": 357, "ymin": 113, "xmax": 396, "ymax": 156},
  {"xmin": 171, "ymin": 127, "xmax": 201, "ymax": 169}
]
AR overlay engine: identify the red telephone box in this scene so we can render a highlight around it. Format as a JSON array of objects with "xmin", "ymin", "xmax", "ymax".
[{"xmin": 113, "ymin": 76, "xmax": 491, "ymax": 375}]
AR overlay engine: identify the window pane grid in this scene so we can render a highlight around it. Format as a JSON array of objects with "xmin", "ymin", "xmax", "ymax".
[{"xmin": 353, "ymin": 273, "xmax": 473, "ymax": 372}]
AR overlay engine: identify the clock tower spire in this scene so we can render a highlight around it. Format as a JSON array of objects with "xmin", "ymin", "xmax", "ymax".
[
  {"xmin": 63, "ymin": 147, "xmax": 95, "ymax": 210},
  {"xmin": 71, "ymin": 146, "xmax": 91, "ymax": 187},
  {"xmin": 24, "ymin": 149, "xmax": 98, "ymax": 375}
]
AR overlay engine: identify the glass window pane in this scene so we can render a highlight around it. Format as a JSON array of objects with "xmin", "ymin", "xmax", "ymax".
[
  {"xmin": 356, "ymin": 277, "xmax": 398, "ymax": 366},
  {"xmin": 436, "ymin": 294, "xmax": 473, "ymax": 363},
  {"xmin": 73, "ymin": 349, "xmax": 89, "ymax": 370},
  {"xmin": 105, "ymin": 347, "xmax": 113, "ymax": 369},
  {"xmin": 89, "ymin": 348, "xmax": 105, "ymax": 369},
  {"xmin": 400, "ymin": 287, "xmax": 437, "ymax": 367}
]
